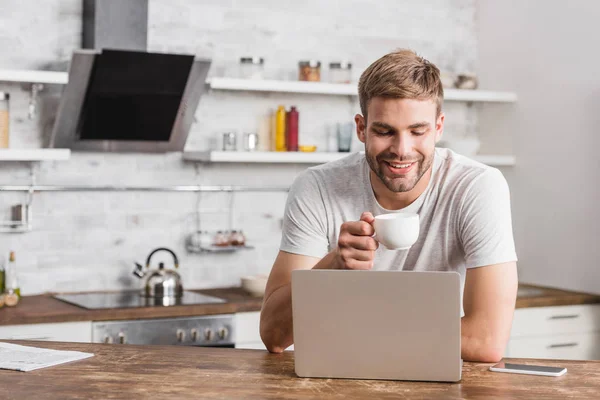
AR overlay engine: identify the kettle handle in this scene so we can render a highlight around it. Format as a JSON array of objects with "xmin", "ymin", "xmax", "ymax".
[{"xmin": 146, "ymin": 247, "xmax": 180, "ymax": 269}]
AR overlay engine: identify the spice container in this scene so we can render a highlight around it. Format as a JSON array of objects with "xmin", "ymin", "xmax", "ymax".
[
  {"xmin": 214, "ymin": 231, "xmax": 229, "ymax": 247},
  {"xmin": 298, "ymin": 60, "xmax": 321, "ymax": 82},
  {"xmin": 0, "ymin": 92, "xmax": 9, "ymax": 149},
  {"xmin": 239, "ymin": 57, "xmax": 265, "ymax": 80},
  {"xmin": 229, "ymin": 230, "xmax": 246, "ymax": 246},
  {"xmin": 329, "ymin": 62, "xmax": 352, "ymax": 84}
]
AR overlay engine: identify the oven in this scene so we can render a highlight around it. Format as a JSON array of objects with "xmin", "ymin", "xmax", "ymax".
[{"xmin": 92, "ymin": 314, "xmax": 236, "ymax": 348}]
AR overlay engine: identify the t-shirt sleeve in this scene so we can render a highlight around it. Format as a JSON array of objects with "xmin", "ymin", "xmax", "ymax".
[
  {"xmin": 279, "ymin": 170, "xmax": 330, "ymax": 258},
  {"xmin": 458, "ymin": 168, "xmax": 518, "ymax": 268}
]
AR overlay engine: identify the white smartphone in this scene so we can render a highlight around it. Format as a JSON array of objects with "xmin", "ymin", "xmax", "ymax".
[{"xmin": 489, "ymin": 361, "xmax": 567, "ymax": 377}]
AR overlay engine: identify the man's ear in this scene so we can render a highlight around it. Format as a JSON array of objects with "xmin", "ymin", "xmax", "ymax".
[
  {"xmin": 355, "ymin": 114, "xmax": 366, "ymax": 143},
  {"xmin": 434, "ymin": 112, "xmax": 445, "ymax": 143}
]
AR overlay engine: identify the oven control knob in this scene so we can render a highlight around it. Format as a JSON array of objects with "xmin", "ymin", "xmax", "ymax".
[
  {"xmin": 204, "ymin": 328, "xmax": 214, "ymax": 341},
  {"xmin": 118, "ymin": 332, "xmax": 126, "ymax": 344},
  {"xmin": 103, "ymin": 336, "xmax": 113, "ymax": 344},
  {"xmin": 176, "ymin": 329, "xmax": 185, "ymax": 343},
  {"xmin": 218, "ymin": 327, "xmax": 229, "ymax": 340},
  {"xmin": 191, "ymin": 328, "xmax": 199, "ymax": 342}
]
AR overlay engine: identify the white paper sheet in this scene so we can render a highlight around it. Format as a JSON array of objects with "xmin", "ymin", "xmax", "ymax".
[{"xmin": 0, "ymin": 342, "xmax": 94, "ymax": 372}]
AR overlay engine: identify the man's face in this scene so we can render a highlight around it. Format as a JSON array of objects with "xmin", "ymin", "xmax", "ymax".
[{"xmin": 356, "ymin": 97, "xmax": 444, "ymax": 193}]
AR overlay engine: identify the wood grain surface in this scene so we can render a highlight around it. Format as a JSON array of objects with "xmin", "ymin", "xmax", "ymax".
[
  {"xmin": 1, "ymin": 284, "xmax": 599, "ymax": 327},
  {"xmin": 1, "ymin": 340, "xmax": 598, "ymax": 399},
  {"xmin": 0, "ymin": 288, "xmax": 263, "ymax": 326}
]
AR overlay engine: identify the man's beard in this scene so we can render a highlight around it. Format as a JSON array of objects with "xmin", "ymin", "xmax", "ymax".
[{"xmin": 365, "ymin": 147, "xmax": 433, "ymax": 193}]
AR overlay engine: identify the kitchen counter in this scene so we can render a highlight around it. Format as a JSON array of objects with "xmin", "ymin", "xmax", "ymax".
[
  {"xmin": 0, "ymin": 288, "xmax": 263, "ymax": 326},
  {"xmin": 2, "ymin": 340, "xmax": 599, "ymax": 399},
  {"xmin": 516, "ymin": 284, "xmax": 600, "ymax": 308},
  {"xmin": 1, "ymin": 284, "xmax": 599, "ymax": 327}
]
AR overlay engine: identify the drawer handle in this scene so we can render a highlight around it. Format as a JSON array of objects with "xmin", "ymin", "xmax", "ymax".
[
  {"xmin": 548, "ymin": 342, "xmax": 578, "ymax": 349},
  {"xmin": 548, "ymin": 314, "xmax": 580, "ymax": 320}
]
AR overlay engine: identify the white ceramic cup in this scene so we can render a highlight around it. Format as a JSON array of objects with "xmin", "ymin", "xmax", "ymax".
[{"xmin": 373, "ymin": 213, "xmax": 420, "ymax": 250}]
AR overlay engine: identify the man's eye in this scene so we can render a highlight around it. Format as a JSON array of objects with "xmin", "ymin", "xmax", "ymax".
[
  {"xmin": 412, "ymin": 131, "xmax": 426, "ymax": 136},
  {"xmin": 375, "ymin": 130, "xmax": 393, "ymax": 136}
]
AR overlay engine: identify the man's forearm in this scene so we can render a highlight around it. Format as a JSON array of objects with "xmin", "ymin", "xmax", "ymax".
[
  {"xmin": 260, "ymin": 250, "xmax": 340, "ymax": 353},
  {"xmin": 260, "ymin": 283, "xmax": 294, "ymax": 353},
  {"xmin": 461, "ymin": 315, "xmax": 508, "ymax": 362}
]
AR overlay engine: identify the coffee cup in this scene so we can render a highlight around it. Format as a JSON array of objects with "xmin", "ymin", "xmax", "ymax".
[{"xmin": 373, "ymin": 213, "xmax": 419, "ymax": 250}]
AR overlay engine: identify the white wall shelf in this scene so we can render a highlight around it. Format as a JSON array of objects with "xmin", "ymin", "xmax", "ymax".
[
  {"xmin": 183, "ymin": 151, "xmax": 515, "ymax": 166},
  {"xmin": 207, "ymin": 77, "xmax": 518, "ymax": 103},
  {"xmin": 0, "ymin": 72, "xmax": 518, "ymax": 103},
  {"xmin": 0, "ymin": 69, "xmax": 68, "ymax": 85},
  {"xmin": 0, "ymin": 149, "xmax": 71, "ymax": 161}
]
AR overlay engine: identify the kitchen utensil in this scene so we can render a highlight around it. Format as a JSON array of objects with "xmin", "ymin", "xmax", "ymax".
[
  {"xmin": 133, "ymin": 247, "xmax": 183, "ymax": 299},
  {"xmin": 244, "ymin": 132, "xmax": 259, "ymax": 151}
]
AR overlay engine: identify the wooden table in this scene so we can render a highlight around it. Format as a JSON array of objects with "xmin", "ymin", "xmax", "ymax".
[{"xmin": 2, "ymin": 341, "xmax": 599, "ymax": 399}]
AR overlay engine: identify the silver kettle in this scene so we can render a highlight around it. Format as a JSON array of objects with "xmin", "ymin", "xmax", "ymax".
[{"xmin": 133, "ymin": 247, "xmax": 183, "ymax": 299}]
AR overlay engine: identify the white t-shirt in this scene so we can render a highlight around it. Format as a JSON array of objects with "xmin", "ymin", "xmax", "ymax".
[{"xmin": 280, "ymin": 148, "xmax": 518, "ymax": 305}]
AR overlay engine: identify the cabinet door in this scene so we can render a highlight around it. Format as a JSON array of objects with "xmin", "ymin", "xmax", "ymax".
[
  {"xmin": 507, "ymin": 332, "xmax": 600, "ymax": 360},
  {"xmin": 234, "ymin": 311, "xmax": 264, "ymax": 350},
  {"xmin": 511, "ymin": 304, "xmax": 600, "ymax": 338},
  {"xmin": 0, "ymin": 321, "xmax": 92, "ymax": 343},
  {"xmin": 234, "ymin": 312, "xmax": 294, "ymax": 351}
]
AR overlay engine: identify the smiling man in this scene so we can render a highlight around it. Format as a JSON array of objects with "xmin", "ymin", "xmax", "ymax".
[{"xmin": 260, "ymin": 50, "xmax": 518, "ymax": 362}]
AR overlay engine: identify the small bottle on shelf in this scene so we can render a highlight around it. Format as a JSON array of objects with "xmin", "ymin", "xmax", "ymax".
[
  {"xmin": 4, "ymin": 251, "xmax": 20, "ymax": 307},
  {"xmin": 286, "ymin": 106, "xmax": 299, "ymax": 152},
  {"xmin": 275, "ymin": 105, "xmax": 287, "ymax": 152}
]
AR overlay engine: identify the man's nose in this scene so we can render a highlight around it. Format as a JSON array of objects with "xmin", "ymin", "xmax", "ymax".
[{"xmin": 390, "ymin": 133, "xmax": 412, "ymax": 157}]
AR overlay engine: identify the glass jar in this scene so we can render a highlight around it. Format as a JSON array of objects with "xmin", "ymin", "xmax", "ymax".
[
  {"xmin": 329, "ymin": 62, "xmax": 352, "ymax": 84},
  {"xmin": 239, "ymin": 57, "xmax": 265, "ymax": 80},
  {"xmin": 298, "ymin": 60, "xmax": 321, "ymax": 82},
  {"xmin": 229, "ymin": 230, "xmax": 246, "ymax": 246},
  {"xmin": 214, "ymin": 231, "xmax": 229, "ymax": 247},
  {"xmin": 0, "ymin": 92, "xmax": 9, "ymax": 149},
  {"xmin": 222, "ymin": 132, "xmax": 237, "ymax": 151}
]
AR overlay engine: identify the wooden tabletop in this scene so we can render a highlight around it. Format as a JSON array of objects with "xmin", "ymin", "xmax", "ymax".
[
  {"xmin": 0, "ymin": 288, "xmax": 263, "ymax": 326},
  {"xmin": 2, "ymin": 340, "xmax": 599, "ymax": 399}
]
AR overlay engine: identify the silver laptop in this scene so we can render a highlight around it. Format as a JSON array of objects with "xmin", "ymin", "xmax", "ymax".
[{"xmin": 291, "ymin": 270, "xmax": 462, "ymax": 382}]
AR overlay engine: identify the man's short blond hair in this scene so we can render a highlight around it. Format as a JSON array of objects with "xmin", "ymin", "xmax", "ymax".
[{"xmin": 358, "ymin": 49, "xmax": 444, "ymax": 119}]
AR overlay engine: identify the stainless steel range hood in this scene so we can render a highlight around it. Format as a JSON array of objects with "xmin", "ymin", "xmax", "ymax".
[{"xmin": 50, "ymin": 0, "xmax": 211, "ymax": 152}]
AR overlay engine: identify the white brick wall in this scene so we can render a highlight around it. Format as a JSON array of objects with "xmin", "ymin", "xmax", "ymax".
[{"xmin": 0, "ymin": 0, "xmax": 476, "ymax": 295}]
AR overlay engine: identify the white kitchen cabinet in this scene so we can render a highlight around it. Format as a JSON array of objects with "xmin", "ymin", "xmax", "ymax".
[
  {"xmin": 234, "ymin": 311, "xmax": 294, "ymax": 351},
  {"xmin": 0, "ymin": 321, "xmax": 92, "ymax": 343},
  {"xmin": 506, "ymin": 304, "xmax": 600, "ymax": 360},
  {"xmin": 235, "ymin": 311, "xmax": 265, "ymax": 350}
]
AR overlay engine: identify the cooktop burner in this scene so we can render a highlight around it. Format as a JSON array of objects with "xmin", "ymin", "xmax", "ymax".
[{"xmin": 53, "ymin": 291, "xmax": 226, "ymax": 310}]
